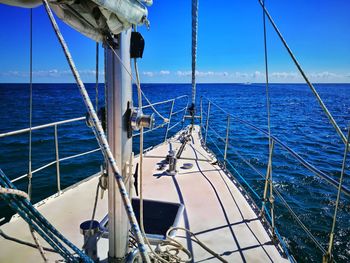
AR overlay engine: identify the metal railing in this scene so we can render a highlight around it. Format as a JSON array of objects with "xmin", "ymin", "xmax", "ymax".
[
  {"xmin": 200, "ymin": 96, "xmax": 349, "ymax": 261},
  {"xmin": 133, "ymin": 95, "xmax": 189, "ymax": 141},
  {"xmin": 0, "ymin": 117, "xmax": 101, "ymax": 193},
  {"xmin": 0, "ymin": 95, "xmax": 189, "ymax": 199}
]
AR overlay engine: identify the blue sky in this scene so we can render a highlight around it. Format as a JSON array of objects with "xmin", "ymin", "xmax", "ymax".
[{"xmin": 0, "ymin": 0, "xmax": 349, "ymax": 83}]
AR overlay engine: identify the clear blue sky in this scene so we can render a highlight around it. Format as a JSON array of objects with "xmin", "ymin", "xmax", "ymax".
[{"xmin": 0, "ymin": 0, "xmax": 349, "ymax": 83}]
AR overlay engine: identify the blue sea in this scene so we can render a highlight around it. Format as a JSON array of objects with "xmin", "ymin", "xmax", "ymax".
[{"xmin": 0, "ymin": 83, "xmax": 349, "ymax": 262}]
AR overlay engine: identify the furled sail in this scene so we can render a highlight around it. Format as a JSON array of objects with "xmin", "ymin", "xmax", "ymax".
[{"xmin": 0, "ymin": 0, "xmax": 151, "ymax": 41}]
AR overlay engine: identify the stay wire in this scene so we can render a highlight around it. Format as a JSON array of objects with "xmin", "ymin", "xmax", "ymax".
[
  {"xmin": 326, "ymin": 128, "xmax": 350, "ymax": 257},
  {"xmin": 262, "ymin": 0, "xmax": 271, "ymax": 150},
  {"xmin": 95, "ymin": 42, "xmax": 99, "ymax": 111},
  {"xmin": 28, "ymin": 9, "xmax": 48, "ymax": 262},
  {"xmin": 28, "ymin": 8, "xmax": 33, "ymax": 200},
  {"xmin": 257, "ymin": 0, "xmax": 347, "ymax": 146}
]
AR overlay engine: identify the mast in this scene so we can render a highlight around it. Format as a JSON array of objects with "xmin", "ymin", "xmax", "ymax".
[{"xmin": 105, "ymin": 30, "xmax": 132, "ymax": 262}]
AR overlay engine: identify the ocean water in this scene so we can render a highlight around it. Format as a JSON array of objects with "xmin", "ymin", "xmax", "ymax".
[{"xmin": 0, "ymin": 83, "xmax": 349, "ymax": 262}]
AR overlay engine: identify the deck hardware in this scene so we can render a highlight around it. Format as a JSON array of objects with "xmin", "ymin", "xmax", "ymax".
[
  {"xmin": 86, "ymin": 107, "xmax": 106, "ymax": 132},
  {"xmin": 176, "ymin": 134, "xmax": 191, "ymax": 159},
  {"xmin": 99, "ymin": 167, "xmax": 108, "ymax": 199},
  {"xmin": 181, "ymin": 163, "xmax": 193, "ymax": 169},
  {"xmin": 80, "ymin": 220, "xmax": 100, "ymax": 262},
  {"xmin": 130, "ymin": 108, "xmax": 155, "ymax": 131},
  {"xmin": 165, "ymin": 150, "xmax": 177, "ymax": 176},
  {"xmin": 130, "ymin": 31, "xmax": 145, "ymax": 59}
]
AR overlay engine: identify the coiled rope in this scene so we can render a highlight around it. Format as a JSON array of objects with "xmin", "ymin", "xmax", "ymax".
[
  {"xmin": 41, "ymin": 0, "xmax": 150, "ymax": 261},
  {"xmin": 166, "ymin": 227, "xmax": 228, "ymax": 263}
]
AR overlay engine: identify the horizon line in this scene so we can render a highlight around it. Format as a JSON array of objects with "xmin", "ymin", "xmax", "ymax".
[{"xmin": 1, "ymin": 82, "xmax": 350, "ymax": 85}]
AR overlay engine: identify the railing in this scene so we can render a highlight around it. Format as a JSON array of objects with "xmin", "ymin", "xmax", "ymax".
[
  {"xmin": 200, "ymin": 96, "xmax": 349, "ymax": 262},
  {"xmin": 133, "ymin": 94, "xmax": 189, "ymax": 141},
  {"xmin": 0, "ymin": 117, "xmax": 101, "ymax": 193},
  {"xmin": 0, "ymin": 95, "xmax": 189, "ymax": 199}
]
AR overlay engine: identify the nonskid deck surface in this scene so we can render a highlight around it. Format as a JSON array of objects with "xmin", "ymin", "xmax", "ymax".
[
  {"xmin": 0, "ymin": 126, "xmax": 289, "ymax": 262},
  {"xmin": 139, "ymin": 126, "xmax": 288, "ymax": 263}
]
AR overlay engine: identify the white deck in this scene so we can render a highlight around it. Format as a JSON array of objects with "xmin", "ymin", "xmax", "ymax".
[{"xmin": 0, "ymin": 126, "xmax": 289, "ymax": 262}]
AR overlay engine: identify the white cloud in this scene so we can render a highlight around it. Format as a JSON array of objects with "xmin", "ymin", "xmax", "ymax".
[
  {"xmin": 159, "ymin": 70, "xmax": 170, "ymax": 75},
  {"xmin": 233, "ymin": 72, "xmax": 249, "ymax": 78},
  {"xmin": 270, "ymin": 72, "xmax": 298, "ymax": 79},
  {"xmin": 142, "ymin": 70, "xmax": 171, "ymax": 77},
  {"xmin": 1, "ymin": 68, "xmax": 349, "ymax": 83},
  {"xmin": 142, "ymin": 71, "xmax": 155, "ymax": 77},
  {"xmin": 176, "ymin": 70, "xmax": 191, "ymax": 77},
  {"xmin": 0, "ymin": 69, "xmax": 103, "ymax": 78},
  {"xmin": 308, "ymin": 71, "xmax": 339, "ymax": 79},
  {"xmin": 176, "ymin": 70, "xmax": 229, "ymax": 77}
]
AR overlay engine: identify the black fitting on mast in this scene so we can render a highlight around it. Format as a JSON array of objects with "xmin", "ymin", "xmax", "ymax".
[
  {"xmin": 189, "ymin": 103, "xmax": 195, "ymax": 127},
  {"xmin": 130, "ymin": 32, "xmax": 145, "ymax": 58}
]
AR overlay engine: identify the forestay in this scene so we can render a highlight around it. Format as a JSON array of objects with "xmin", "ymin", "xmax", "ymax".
[{"xmin": 0, "ymin": 0, "xmax": 152, "ymax": 41}]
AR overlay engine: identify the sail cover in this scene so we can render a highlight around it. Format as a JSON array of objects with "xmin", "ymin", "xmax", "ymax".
[{"xmin": 0, "ymin": 0, "xmax": 151, "ymax": 41}]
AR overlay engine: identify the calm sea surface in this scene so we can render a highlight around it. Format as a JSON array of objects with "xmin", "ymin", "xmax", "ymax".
[{"xmin": 0, "ymin": 83, "xmax": 349, "ymax": 262}]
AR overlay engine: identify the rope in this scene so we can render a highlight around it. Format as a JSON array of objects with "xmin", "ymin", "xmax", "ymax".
[
  {"xmin": 326, "ymin": 128, "xmax": 350, "ymax": 258},
  {"xmin": 95, "ymin": 42, "xmax": 99, "ymax": 111},
  {"xmin": 166, "ymin": 227, "xmax": 227, "ymax": 263},
  {"xmin": 0, "ymin": 170, "xmax": 88, "ymax": 262},
  {"xmin": 41, "ymin": 1, "xmax": 150, "ymax": 261},
  {"xmin": 0, "ymin": 187, "xmax": 29, "ymax": 199},
  {"xmin": 257, "ymin": 0, "xmax": 347, "ymax": 146},
  {"xmin": 133, "ymin": 49, "xmax": 145, "ymax": 232},
  {"xmin": 133, "ymin": 39, "xmax": 192, "ymax": 263},
  {"xmin": 0, "ymin": 228, "xmax": 57, "ymax": 253},
  {"xmin": 29, "ymin": 228, "xmax": 48, "ymax": 262},
  {"xmin": 133, "ymin": 41, "xmax": 169, "ymax": 263}
]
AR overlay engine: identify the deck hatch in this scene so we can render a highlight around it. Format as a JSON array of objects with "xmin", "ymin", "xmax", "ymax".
[{"xmin": 100, "ymin": 198, "xmax": 184, "ymax": 243}]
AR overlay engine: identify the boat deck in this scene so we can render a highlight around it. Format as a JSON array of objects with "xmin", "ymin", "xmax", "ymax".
[{"xmin": 0, "ymin": 125, "xmax": 289, "ymax": 262}]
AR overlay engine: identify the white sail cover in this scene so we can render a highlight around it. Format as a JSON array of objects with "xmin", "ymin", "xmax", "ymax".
[{"xmin": 0, "ymin": 0, "xmax": 151, "ymax": 41}]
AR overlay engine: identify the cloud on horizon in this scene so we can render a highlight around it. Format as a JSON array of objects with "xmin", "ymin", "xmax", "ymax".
[{"xmin": 1, "ymin": 69, "xmax": 349, "ymax": 83}]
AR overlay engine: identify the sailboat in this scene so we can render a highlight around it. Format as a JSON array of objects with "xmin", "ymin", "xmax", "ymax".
[{"xmin": 0, "ymin": 1, "xmax": 348, "ymax": 262}]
